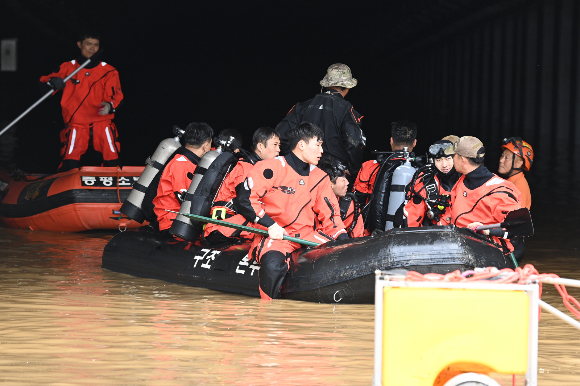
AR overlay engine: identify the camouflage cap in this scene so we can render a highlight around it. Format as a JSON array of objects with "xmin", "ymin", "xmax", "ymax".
[
  {"xmin": 441, "ymin": 135, "xmax": 459, "ymax": 144},
  {"xmin": 320, "ymin": 63, "xmax": 357, "ymax": 89},
  {"xmin": 445, "ymin": 136, "xmax": 485, "ymax": 158}
]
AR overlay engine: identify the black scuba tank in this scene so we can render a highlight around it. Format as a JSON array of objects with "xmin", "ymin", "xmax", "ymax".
[
  {"xmin": 366, "ymin": 156, "xmax": 404, "ymax": 232},
  {"xmin": 169, "ymin": 149, "xmax": 239, "ymax": 241}
]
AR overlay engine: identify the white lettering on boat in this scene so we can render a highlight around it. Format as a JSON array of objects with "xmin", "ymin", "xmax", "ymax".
[
  {"xmin": 201, "ymin": 249, "xmax": 221, "ymax": 269},
  {"xmin": 236, "ymin": 255, "xmax": 250, "ymax": 274},
  {"xmin": 235, "ymin": 255, "xmax": 260, "ymax": 275}
]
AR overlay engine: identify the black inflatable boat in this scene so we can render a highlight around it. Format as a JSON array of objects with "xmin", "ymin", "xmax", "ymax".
[{"xmin": 101, "ymin": 226, "xmax": 514, "ymax": 304}]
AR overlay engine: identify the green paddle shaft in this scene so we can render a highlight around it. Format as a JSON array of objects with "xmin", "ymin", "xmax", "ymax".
[{"xmin": 166, "ymin": 210, "xmax": 320, "ymax": 247}]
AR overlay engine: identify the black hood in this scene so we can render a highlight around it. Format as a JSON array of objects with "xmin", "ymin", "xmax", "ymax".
[{"xmin": 436, "ymin": 167, "xmax": 461, "ymax": 191}]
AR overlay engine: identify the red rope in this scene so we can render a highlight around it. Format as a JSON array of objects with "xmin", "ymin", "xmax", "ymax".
[{"xmin": 404, "ymin": 264, "xmax": 580, "ymax": 320}]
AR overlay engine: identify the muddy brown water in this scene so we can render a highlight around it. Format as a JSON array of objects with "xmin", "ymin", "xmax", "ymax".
[{"xmin": 0, "ymin": 199, "xmax": 578, "ymax": 385}]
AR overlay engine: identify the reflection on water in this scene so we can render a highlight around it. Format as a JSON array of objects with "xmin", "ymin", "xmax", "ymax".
[
  {"xmin": 0, "ymin": 199, "xmax": 578, "ymax": 385},
  {"xmin": 0, "ymin": 229, "xmax": 374, "ymax": 385}
]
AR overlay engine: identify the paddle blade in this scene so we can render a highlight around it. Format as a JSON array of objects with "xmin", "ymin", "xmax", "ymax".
[{"xmin": 501, "ymin": 208, "xmax": 533, "ymax": 237}]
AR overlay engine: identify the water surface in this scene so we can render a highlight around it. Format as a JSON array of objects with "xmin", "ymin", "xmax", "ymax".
[{"xmin": 0, "ymin": 199, "xmax": 578, "ymax": 385}]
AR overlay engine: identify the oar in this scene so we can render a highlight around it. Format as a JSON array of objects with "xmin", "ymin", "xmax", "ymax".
[
  {"xmin": 474, "ymin": 208, "xmax": 534, "ymax": 237},
  {"xmin": 165, "ymin": 210, "xmax": 320, "ymax": 247},
  {"xmin": 0, "ymin": 50, "xmax": 103, "ymax": 138}
]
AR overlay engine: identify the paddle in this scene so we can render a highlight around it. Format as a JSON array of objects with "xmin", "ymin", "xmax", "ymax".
[
  {"xmin": 165, "ymin": 210, "xmax": 321, "ymax": 247},
  {"xmin": 474, "ymin": 208, "xmax": 534, "ymax": 237},
  {"xmin": 0, "ymin": 50, "xmax": 103, "ymax": 138}
]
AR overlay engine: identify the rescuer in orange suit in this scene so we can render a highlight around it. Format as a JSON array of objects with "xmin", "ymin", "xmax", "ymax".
[
  {"xmin": 40, "ymin": 32, "xmax": 124, "ymax": 172},
  {"xmin": 498, "ymin": 137, "xmax": 533, "ymax": 210},
  {"xmin": 353, "ymin": 120, "xmax": 418, "ymax": 204},
  {"xmin": 203, "ymin": 127, "xmax": 281, "ymax": 244},
  {"xmin": 403, "ymin": 138, "xmax": 460, "ymax": 227},
  {"xmin": 153, "ymin": 122, "xmax": 213, "ymax": 232},
  {"xmin": 446, "ymin": 136, "xmax": 522, "ymax": 256},
  {"xmin": 317, "ymin": 156, "xmax": 365, "ymax": 238},
  {"xmin": 236, "ymin": 122, "xmax": 349, "ymax": 300}
]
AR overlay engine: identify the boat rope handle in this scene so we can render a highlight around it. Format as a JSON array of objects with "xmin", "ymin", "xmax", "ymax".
[{"xmin": 404, "ymin": 264, "xmax": 580, "ymax": 321}]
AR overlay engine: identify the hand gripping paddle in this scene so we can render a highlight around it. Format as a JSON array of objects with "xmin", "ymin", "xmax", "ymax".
[
  {"xmin": 165, "ymin": 210, "xmax": 320, "ymax": 247},
  {"xmin": 475, "ymin": 208, "xmax": 534, "ymax": 237}
]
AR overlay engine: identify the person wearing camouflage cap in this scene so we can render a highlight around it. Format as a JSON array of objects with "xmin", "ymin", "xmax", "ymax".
[
  {"xmin": 446, "ymin": 136, "xmax": 524, "ymax": 262},
  {"xmin": 275, "ymin": 63, "xmax": 366, "ymax": 180},
  {"xmin": 319, "ymin": 63, "xmax": 358, "ymax": 89}
]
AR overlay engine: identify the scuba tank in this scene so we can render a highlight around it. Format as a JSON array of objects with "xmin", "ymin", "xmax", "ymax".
[
  {"xmin": 385, "ymin": 147, "xmax": 417, "ymax": 231},
  {"xmin": 120, "ymin": 126, "xmax": 184, "ymax": 223},
  {"xmin": 366, "ymin": 153, "xmax": 405, "ymax": 232},
  {"xmin": 169, "ymin": 137, "xmax": 240, "ymax": 241}
]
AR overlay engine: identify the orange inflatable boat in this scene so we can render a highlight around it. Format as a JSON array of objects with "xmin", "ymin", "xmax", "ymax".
[{"xmin": 0, "ymin": 167, "xmax": 145, "ymax": 232}]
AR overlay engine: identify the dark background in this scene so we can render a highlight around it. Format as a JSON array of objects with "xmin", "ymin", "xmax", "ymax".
[{"xmin": 1, "ymin": 0, "xmax": 579, "ymax": 199}]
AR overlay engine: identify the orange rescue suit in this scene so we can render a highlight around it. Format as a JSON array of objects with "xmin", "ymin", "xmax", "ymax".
[
  {"xmin": 353, "ymin": 159, "xmax": 380, "ymax": 198},
  {"xmin": 450, "ymin": 172, "xmax": 522, "ymax": 251},
  {"xmin": 404, "ymin": 173, "xmax": 452, "ymax": 227},
  {"xmin": 203, "ymin": 157, "xmax": 265, "ymax": 240},
  {"xmin": 507, "ymin": 172, "xmax": 531, "ymax": 210},
  {"xmin": 40, "ymin": 59, "xmax": 123, "ymax": 124},
  {"xmin": 40, "ymin": 59, "xmax": 123, "ymax": 165},
  {"xmin": 153, "ymin": 151, "xmax": 200, "ymax": 231},
  {"xmin": 237, "ymin": 154, "xmax": 347, "ymax": 261}
]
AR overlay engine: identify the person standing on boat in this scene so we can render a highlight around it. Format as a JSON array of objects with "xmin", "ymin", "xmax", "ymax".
[
  {"xmin": 204, "ymin": 127, "xmax": 281, "ymax": 244},
  {"xmin": 153, "ymin": 122, "xmax": 213, "ymax": 233},
  {"xmin": 403, "ymin": 138, "xmax": 461, "ymax": 227},
  {"xmin": 275, "ymin": 63, "xmax": 366, "ymax": 182},
  {"xmin": 40, "ymin": 32, "xmax": 124, "ymax": 172},
  {"xmin": 236, "ymin": 122, "xmax": 349, "ymax": 300},
  {"xmin": 445, "ymin": 136, "xmax": 522, "ymax": 257},
  {"xmin": 317, "ymin": 156, "xmax": 365, "ymax": 238},
  {"xmin": 498, "ymin": 137, "xmax": 533, "ymax": 210}
]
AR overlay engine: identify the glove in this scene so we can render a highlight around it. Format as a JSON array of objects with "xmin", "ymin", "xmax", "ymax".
[
  {"xmin": 48, "ymin": 77, "xmax": 65, "ymax": 90},
  {"xmin": 268, "ymin": 223, "xmax": 286, "ymax": 240},
  {"xmin": 371, "ymin": 229, "xmax": 383, "ymax": 237},
  {"xmin": 98, "ymin": 102, "xmax": 111, "ymax": 115},
  {"xmin": 467, "ymin": 222, "xmax": 489, "ymax": 235}
]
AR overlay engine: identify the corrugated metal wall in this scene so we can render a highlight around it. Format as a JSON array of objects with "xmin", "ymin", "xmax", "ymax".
[{"xmin": 400, "ymin": 0, "xmax": 580, "ymax": 176}]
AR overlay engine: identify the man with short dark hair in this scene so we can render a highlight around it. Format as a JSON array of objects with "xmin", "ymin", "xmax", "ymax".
[
  {"xmin": 353, "ymin": 120, "xmax": 418, "ymax": 202},
  {"xmin": 204, "ymin": 127, "xmax": 280, "ymax": 244},
  {"xmin": 213, "ymin": 129, "xmax": 243, "ymax": 153},
  {"xmin": 275, "ymin": 63, "xmax": 366, "ymax": 179},
  {"xmin": 446, "ymin": 136, "xmax": 522, "ymax": 255},
  {"xmin": 153, "ymin": 122, "xmax": 213, "ymax": 231},
  {"xmin": 354, "ymin": 120, "xmax": 421, "ymax": 232},
  {"xmin": 317, "ymin": 156, "xmax": 365, "ymax": 238},
  {"xmin": 236, "ymin": 122, "xmax": 348, "ymax": 299},
  {"xmin": 40, "ymin": 32, "xmax": 124, "ymax": 172}
]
